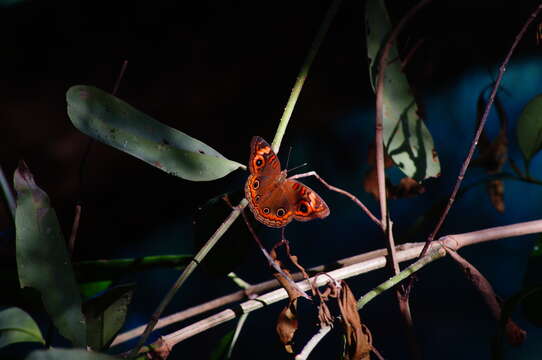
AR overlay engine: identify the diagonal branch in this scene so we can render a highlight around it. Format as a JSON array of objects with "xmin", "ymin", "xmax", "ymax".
[
  {"xmin": 419, "ymin": 2, "xmax": 542, "ymax": 259},
  {"xmin": 288, "ymin": 171, "xmax": 380, "ymax": 227}
]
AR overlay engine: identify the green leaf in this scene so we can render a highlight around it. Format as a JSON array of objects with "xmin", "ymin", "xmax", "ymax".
[
  {"xmin": 0, "ymin": 307, "xmax": 44, "ymax": 348},
  {"xmin": 83, "ymin": 284, "xmax": 135, "ymax": 350},
  {"xmin": 25, "ymin": 348, "xmax": 116, "ymax": 360},
  {"xmin": 74, "ymin": 255, "xmax": 192, "ymax": 283},
  {"xmin": 80, "ymin": 281, "xmax": 113, "ymax": 301},
  {"xmin": 365, "ymin": 0, "xmax": 440, "ymax": 181},
  {"xmin": 66, "ymin": 85, "xmax": 245, "ymax": 181},
  {"xmin": 210, "ymin": 331, "xmax": 234, "ymax": 360},
  {"xmin": 14, "ymin": 161, "xmax": 86, "ymax": 347},
  {"xmin": 517, "ymin": 94, "xmax": 542, "ymax": 167}
]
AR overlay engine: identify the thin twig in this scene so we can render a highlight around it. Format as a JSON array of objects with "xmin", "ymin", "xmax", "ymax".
[
  {"xmin": 112, "ymin": 244, "xmax": 420, "ymax": 347},
  {"xmin": 112, "ymin": 60, "xmax": 129, "ymax": 96},
  {"xmin": 373, "ymin": 3, "xmax": 432, "ymax": 356},
  {"xmin": 288, "ymin": 171, "xmax": 381, "ymax": 227},
  {"xmin": 294, "ymin": 325, "xmax": 332, "ymax": 360},
  {"xmin": 0, "ymin": 164, "xmax": 16, "ymax": 220},
  {"xmin": 135, "ymin": 219, "xmax": 542, "ymax": 352},
  {"xmin": 127, "ymin": 199, "xmax": 247, "ymax": 358},
  {"xmin": 68, "ymin": 204, "xmax": 82, "ymax": 256},
  {"xmin": 420, "ymin": 3, "xmax": 542, "ymax": 259},
  {"xmin": 239, "ymin": 205, "xmax": 310, "ymax": 299}
]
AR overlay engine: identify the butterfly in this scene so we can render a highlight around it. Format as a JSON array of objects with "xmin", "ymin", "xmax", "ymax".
[{"xmin": 244, "ymin": 136, "xmax": 330, "ymax": 228}]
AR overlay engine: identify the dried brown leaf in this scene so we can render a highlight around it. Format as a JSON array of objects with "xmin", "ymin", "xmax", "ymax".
[
  {"xmin": 277, "ymin": 299, "xmax": 298, "ymax": 353},
  {"xmin": 389, "ymin": 177, "xmax": 426, "ymax": 199},
  {"xmin": 318, "ymin": 301, "xmax": 334, "ymax": 328},
  {"xmin": 275, "ymin": 272, "xmax": 304, "ymax": 301},
  {"xmin": 505, "ymin": 319, "xmax": 527, "ymax": 346},
  {"xmin": 338, "ymin": 281, "xmax": 371, "ymax": 360},
  {"xmin": 487, "ymin": 179, "xmax": 505, "ymax": 213}
]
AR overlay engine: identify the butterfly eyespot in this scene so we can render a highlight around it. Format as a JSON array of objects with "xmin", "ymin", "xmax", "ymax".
[
  {"xmin": 255, "ymin": 195, "xmax": 261, "ymax": 202},
  {"xmin": 263, "ymin": 207, "xmax": 270, "ymax": 214},
  {"xmin": 276, "ymin": 208, "xmax": 286, "ymax": 217},
  {"xmin": 299, "ymin": 203, "xmax": 309, "ymax": 214},
  {"xmin": 252, "ymin": 179, "xmax": 260, "ymax": 189},
  {"xmin": 254, "ymin": 155, "xmax": 265, "ymax": 167}
]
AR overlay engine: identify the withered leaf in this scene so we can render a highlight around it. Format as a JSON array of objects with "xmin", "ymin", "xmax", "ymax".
[
  {"xmin": 277, "ymin": 298, "xmax": 298, "ymax": 353},
  {"xmin": 487, "ymin": 179, "xmax": 505, "ymax": 213},
  {"xmin": 473, "ymin": 91, "xmax": 508, "ymax": 213},
  {"xmin": 337, "ymin": 281, "xmax": 371, "ymax": 360},
  {"xmin": 389, "ymin": 177, "xmax": 425, "ymax": 199}
]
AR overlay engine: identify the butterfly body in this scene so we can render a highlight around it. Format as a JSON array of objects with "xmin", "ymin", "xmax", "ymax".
[{"xmin": 244, "ymin": 136, "xmax": 330, "ymax": 228}]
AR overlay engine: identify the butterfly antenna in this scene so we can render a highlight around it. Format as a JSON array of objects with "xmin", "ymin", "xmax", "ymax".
[
  {"xmin": 287, "ymin": 162, "xmax": 308, "ymax": 174},
  {"xmin": 285, "ymin": 146, "xmax": 293, "ymax": 170}
]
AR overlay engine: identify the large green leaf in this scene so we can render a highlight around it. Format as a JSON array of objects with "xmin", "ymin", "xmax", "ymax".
[
  {"xmin": 25, "ymin": 348, "xmax": 116, "ymax": 360},
  {"xmin": 14, "ymin": 162, "xmax": 86, "ymax": 347},
  {"xmin": 365, "ymin": 0, "xmax": 440, "ymax": 181},
  {"xmin": 66, "ymin": 85, "xmax": 244, "ymax": 181},
  {"xmin": 83, "ymin": 284, "xmax": 134, "ymax": 350},
  {"xmin": 0, "ymin": 307, "xmax": 44, "ymax": 348},
  {"xmin": 517, "ymin": 94, "xmax": 542, "ymax": 168}
]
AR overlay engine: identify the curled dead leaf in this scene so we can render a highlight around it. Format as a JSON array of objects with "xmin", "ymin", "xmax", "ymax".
[
  {"xmin": 277, "ymin": 299, "xmax": 298, "ymax": 353},
  {"xmin": 337, "ymin": 281, "xmax": 371, "ymax": 360},
  {"xmin": 487, "ymin": 179, "xmax": 505, "ymax": 213},
  {"xmin": 390, "ymin": 177, "xmax": 426, "ymax": 199},
  {"xmin": 473, "ymin": 91, "xmax": 508, "ymax": 212}
]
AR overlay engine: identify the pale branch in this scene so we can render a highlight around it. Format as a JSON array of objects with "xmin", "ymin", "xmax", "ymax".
[
  {"xmin": 294, "ymin": 325, "xmax": 332, "ymax": 360},
  {"xmin": 138, "ymin": 219, "xmax": 542, "ymax": 352},
  {"xmin": 112, "ymin": 244, "xmax": 420, "ymax": 347},
  {"xmin": 271, "ymin": 0, "xmax": 343, "ymax": 153},
  {"xmin": 373, "ymin": 1, "xmax": 432, "ymax": 357},
  {"xmin": 422, "ymin": 2, "xmax": 542, "ymax": 256},
  {"xmin": 288, "ymin": 171, "xmax": 380, "ymax": 227}
]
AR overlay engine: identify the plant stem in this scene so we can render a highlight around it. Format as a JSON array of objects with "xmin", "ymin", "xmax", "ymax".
[
  {"xmin": 0, "ymin": 164, "xmax": 16, "ymax": 220},
  {"xmin": 271, "ymin": 0, "xmax": 343, "ymax": 153}
]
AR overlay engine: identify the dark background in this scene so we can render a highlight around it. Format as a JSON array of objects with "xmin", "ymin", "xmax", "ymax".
[{"xmin": 2, "ymin": 0, "xmax": 542, "ymax": 359}]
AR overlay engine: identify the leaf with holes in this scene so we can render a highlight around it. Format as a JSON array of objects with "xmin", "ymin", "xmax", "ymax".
[
  {"xmin": 365, "ymin": 0, "xmax": 440, "ymax": 181},
  {"xmin": 0, "ymin": 307, "xmax": 45, "ymax": 349},
  {"xmin": 517, "ymin": 94, "xmax": 542, "ymax": 168},
  {"xmin": 14, "ymin": 161, "xmax": 86, "ymax": 347},
  {"xmin": 67, "ymin": 85, "xmax": 244, "ymax": 181}
]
